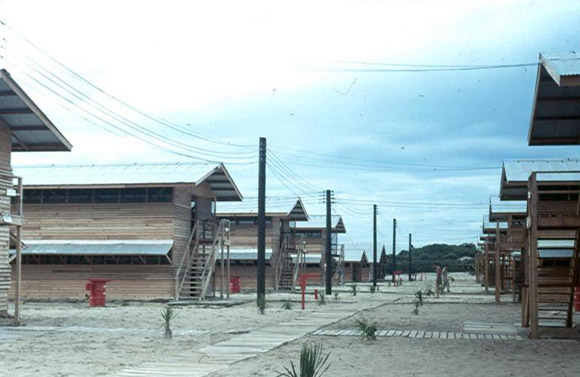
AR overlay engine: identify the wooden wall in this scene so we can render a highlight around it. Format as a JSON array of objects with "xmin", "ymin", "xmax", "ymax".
[
  {"xmin": 9, "ymin": 264, "xmax": 173, "ymax": 300},
  {"xmin": 12, "ymin": 184, "xmax": 201, "ymax": 300},
  {"xmin": 0, "ymin": 121, "xmax": 11, "ymax": 313}
]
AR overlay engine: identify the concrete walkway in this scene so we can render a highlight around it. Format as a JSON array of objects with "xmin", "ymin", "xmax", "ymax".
[{"xmin": 107, "ymin": 310, "xmax": 361, "ymax": 377}]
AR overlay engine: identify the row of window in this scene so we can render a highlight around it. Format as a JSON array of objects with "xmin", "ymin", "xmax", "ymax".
[
  {"xmin": 219, "ymin": 216, "xmax": 273, "ymax": 226},
  {"xmin": 22, "ymin": 187, "xmax": 174, "ymax": 204}
]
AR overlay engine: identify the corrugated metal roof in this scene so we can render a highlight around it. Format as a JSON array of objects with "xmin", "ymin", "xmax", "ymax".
[
  {"xmin": 0, "ymin": 69, "xmax": 72, "ymax": 152},
  {"xmin": 536, "ymin": 172, "xmax": 580, "ymax": 182},
  {"xmin": 217, "ymin": 197, "xmax": 308, "ymax": 221},
  {"xmin": 10, "ymin": 240, "xmax": 172, "ymax": 255},
  {"xmin": 291, "ymin": 253, "xmax": 322, "ymax": 264},
  {"xmin": 295, "ymin": 215, "xmax": 346, "ymax": 233},
  {"xmin": 539, "ymin": 249, "xmax": 574, "ymax": 259},
  {"xmin": 343, "ymin": 247, "xmax": 366, "ymax": 262},
  {"xmin": 217, "ymin": 248, "xmax": 273, "ymax": 261},
  {"xmin": 540, "ymin": 52, "xmax": 580, "ymax": 83},
  {"xmin": 489, "ymin": 198, "xmax": 527, "ymax": 221},
  {"xmin": 14, "ymin": 162, "xmax": 243, "ymax": 201},
  {"xmin": 528, "ymin": 52, "xmax": 580, "ymax": 146},
  {"xmin": 503, "ymin": 159, "xmax": 580, "ymax": 182},
  {"xmin": 482, "ymin": 216, "xmax": 509, "ymax": 232}
]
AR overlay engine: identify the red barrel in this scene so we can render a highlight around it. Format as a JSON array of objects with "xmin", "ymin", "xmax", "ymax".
[
  {"xmin": 86, "ymin": 279, "xmax": 112, "ymax": 307},
  {"xmin": 229, "ymin": 276, "xmax": 241, "ymax": 294},
  {"xmin": 574, "ymin": 286, "xmax": 580, "ymax": 312}
]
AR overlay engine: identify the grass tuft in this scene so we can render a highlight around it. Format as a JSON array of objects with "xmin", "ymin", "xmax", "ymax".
[
  {"xmin": 161, "ymin": 306, "xmax": 178, "ymax": 340},
  {"xmin": 355, "ymin": 316, "xmax": 377, "ymax": 340},
  {"xmin": 277, "ymin": 343, "xmax": 330, "ymax": 377}
]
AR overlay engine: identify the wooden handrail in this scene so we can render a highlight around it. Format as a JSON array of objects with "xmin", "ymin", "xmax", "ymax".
[
  {"xmin": 198, "ymin": 220, "xmax": 229, "ymax": 300},
  {"xmin": 174, "ymin": 220, "xmax": 199, "ymax": 300}
]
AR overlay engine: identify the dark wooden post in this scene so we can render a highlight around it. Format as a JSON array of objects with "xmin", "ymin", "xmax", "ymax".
[
  {"xmin": 257, "ymin": 137, "xmax": 266, "ymax": 301},
  {"xmin": 325, "ymin": 190, "xmax": 332, "ymax": 295},
  {"xmin": 373, "ymin": 204, "xmax": 377, "ymax": 288}
]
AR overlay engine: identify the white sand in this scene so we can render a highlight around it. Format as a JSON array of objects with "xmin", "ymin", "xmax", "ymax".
[{"xmin": 2, "ymin": 274, "xmax": 579, "ymax": 377}]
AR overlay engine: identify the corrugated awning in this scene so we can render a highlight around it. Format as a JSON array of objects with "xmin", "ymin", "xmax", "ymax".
[
  {"xmin": 218, "ymin": 248, "xmax": 273, "ymax": 261},
  {"xmin": 10, "ymin": 240, "xmax": 173, "ymax": 255},
  {"xmin": 538, "ymin": 249, "xmax": 574, "ymax": 259},
  {"xmin": 0, "ymin": 69, "xmax": 72, "ymax": 152}
]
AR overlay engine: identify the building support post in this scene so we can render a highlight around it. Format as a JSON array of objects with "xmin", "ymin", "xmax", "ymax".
[
  {"xmin": 325, "ymin": 189, "xmax": 332, "ymax": 295},
  {"xmin": 257, "ymin": 137, "xmax": 266, "ymax": 302},
  {"xmin": 392, "ymin": 218, "xmax": 397, "ymax": 284},
  {"xmin": 373, "ymin": 204, "xmax": 377, "ymax": 288}
]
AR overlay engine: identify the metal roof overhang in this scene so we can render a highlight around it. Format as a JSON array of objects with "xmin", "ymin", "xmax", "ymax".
[
  {"xmin": 10, "ymin": 240, "xmax": 173, "ymax": 255},
  {"xmin": 288, "ymin": 198, "xmax": 309, "ymax": 221},
  {"xmin": 528, "ymin": 52, "xmax": 580, "ymax": 146},
  {"xmin": 489, "ymin": 201, "xmax": 527, "ymax": 221},
  {"xmin": 198, "ymin": 163, "xmax": 243, "ymax": 202},
  {"xmin": 0, "ymin": 69, "xmax": 72, "ymax": 152}
]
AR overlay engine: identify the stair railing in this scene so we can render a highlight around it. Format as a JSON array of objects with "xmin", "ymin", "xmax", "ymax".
[
  {"xmin": 198, "ymin": 219, "xmax": 229, "ymax": 300},
  {"xmin": 174, "ymin": 220, "xmax": 200, "ymax": 300}
]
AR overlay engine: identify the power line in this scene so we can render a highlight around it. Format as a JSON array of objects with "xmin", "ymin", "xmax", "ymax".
[
  {"xmin": 0, "ymin": 20, "xmax": 254, "ymax": 149},
  {"xmin": 299, "ymin": 62, "xmax": 537, "ymax": 73}
]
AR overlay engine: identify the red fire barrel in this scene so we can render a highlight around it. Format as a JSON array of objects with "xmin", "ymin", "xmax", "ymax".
[
  {"xmin": 229, "ymin": 276, "xmax": 241, "ymax": 294},
  {"xmin": 574, "ymin": 286, "xmax": 580, "ymax": 312},
  {"xmin": 85, "ymin": 279, "xmax": 112, "ymax": 307}
]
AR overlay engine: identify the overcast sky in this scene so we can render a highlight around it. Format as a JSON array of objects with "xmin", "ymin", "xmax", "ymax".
[{"xmin": 1, "ymin": 0, "xmax": 579, "ymax": 252}]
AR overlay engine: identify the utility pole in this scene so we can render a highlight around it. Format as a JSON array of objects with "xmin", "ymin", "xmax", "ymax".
[
  {"xmin": 408, "ymin": 233, "xmax": 412, "ymax": 282},
  {"xmin": 392, "ymin": 218, "xmax": 397, "ymax": 284},
  {"xmin": 325, "ymin": 189, "xmax": 332, "ymax": 295},
  {"xmin": 257, "ymin": 137, "xmax": 266, "ymax": 302},
  {"xmin": 373, "ymin": 204, "xmax": 377, "ymax": 288}
]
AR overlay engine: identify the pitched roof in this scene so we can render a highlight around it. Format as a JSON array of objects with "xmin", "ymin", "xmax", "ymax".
[
  {"xmin": 217, "ymin": 197, "xmax": 309, "ymax": 221},
  {"xmin": 13, "ymin": 162, "xmax": 243, "ymax": 201},
  {"xmin": 500, "ymin": 159, "xmax": 580, "ymax": 200},
  {"xmin": 295, "ymin": 215, "xmax": 346, "ymax": 233},
  {"xmin": 528, "ymin": 52, "xmax": 580, "ymax": 145},
  {"xmin": 0, "ymin": 69, "xmax": 72, "ymax": 152}
]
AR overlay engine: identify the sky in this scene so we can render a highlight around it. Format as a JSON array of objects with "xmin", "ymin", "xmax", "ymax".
[{"xmin": 0, "ymin": 0, "xmax": 579, "ymax": 253}]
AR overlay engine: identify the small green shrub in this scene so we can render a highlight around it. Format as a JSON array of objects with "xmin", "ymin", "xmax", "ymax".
[
  {"xmin": 355, "ymin": 316, "xmax": 377, "ymax": 340},
  {"xmin": 318, "ymin": 292, "xmax": 326, "ymax": 305},
  {"xmin": 415, "ymin": 290, "xmax": 423, "ymax": 305},
  {"xmin": 161, "ymin": 306, "xmax": 178, "ymax": 339},
  {"xmin": 282, "ymin": 300, "xmax": 293, "ymax": 310},
  {"xmin": 351, "ymin": 284, "xmax": 357, "ymax": 296},
  {"xmin": 333, "ymin": 292, "xmax": 339, "ymax": 302},
  {"xmin": 277, "ymin": 342, "xmax": 330, "ymax": 377}
]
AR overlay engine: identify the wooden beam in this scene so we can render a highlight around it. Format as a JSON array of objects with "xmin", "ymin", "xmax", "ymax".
[
  {"xmin": 529, "ymin": 174, "xmax": 539, "ymax": 339},
  {"xmin": 538, "ymin": 216, "xmax": 580, "ymax": 229},
  {"xmin": 0, "ymin": 108, "xmax": 34, "ymax": 115}
]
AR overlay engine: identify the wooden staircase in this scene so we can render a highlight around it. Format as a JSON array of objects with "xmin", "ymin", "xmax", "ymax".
[
  {"xmin": 174, "ymin": 220, "xmax": 230, "ymax": 300},
  {"xmin": 276, "ymin": 235, "xmax": 299, "ymax": 290},
  {"xmin": 536, "ymin": 259, "xmax": 576, "ymax": 327}
]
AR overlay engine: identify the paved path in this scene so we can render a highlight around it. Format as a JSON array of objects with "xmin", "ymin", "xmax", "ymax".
[
  {"xmin": 312, "ymin": 328, "xmax": 523, "ymax": 340},
  {"xmin": 107, "ymin": 310, "xmax": 360, "ymax": 377}
]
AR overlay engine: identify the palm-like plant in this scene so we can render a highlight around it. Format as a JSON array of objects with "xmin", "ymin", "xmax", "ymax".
[
  {"xmin": 161, "ymin": 306, "xmax": 178, "ymax": 339},
  {"xmin": 277, "ymin": 343, "xmax": 330, "ymax": 377},
  {"xmin": 351, "ymin": 284, "xmax": 357, "ymax": 296},
  {"xmin": 355, "ymin": 316, "xmax": 377, "ymax": 340},
  {"xmin": 282, "ymin": 299, "xmax": 293, "ymax": 310}
]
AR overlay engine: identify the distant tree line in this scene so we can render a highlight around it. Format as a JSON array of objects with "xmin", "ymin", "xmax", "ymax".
[{"xmin": 380, "ymin": 243, "xmax": 477, "ymax": 275}]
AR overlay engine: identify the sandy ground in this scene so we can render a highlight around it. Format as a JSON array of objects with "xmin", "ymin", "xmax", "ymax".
[
  {"xmin": 0, "ymin": 290, "xmax": 385, "ymax": 377},
  {"xmin": 1, "ymin": 274, "xmax": 579, "ymax": 377}
]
